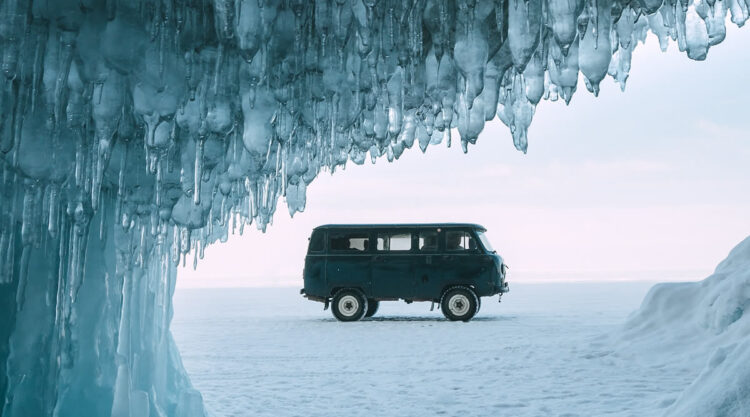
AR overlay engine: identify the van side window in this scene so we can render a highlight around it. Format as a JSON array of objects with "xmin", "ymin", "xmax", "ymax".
[
  {"xmin": 329, "ymin": 233, "xmax": 370, "ymax": 252},
  {"xmin": 418, "ymin": 231, "xmax": 438, "ymax": 251},
  {"xmin": 445, "ymin": 231, "xmax": 475, "ymax": 251},
  {"xmin": 308, "ymin": 231, "xmax": 324, "ymax": 253},
  {"xmin": 376, "ymin": 233, "xmax": 412, "ymax": 251}
]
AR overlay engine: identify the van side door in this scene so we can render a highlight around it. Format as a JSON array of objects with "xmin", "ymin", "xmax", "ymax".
[
  {"xmin": 325, "ymin": 231, "xmax": 372, "ymax": 294},
  {"xmin": 412, "ymin": 228, "xmax": 443, "ymax": 300},
  {"xmin": 370, "ymin": 230, "xmax": 416, "ymax": 299}
]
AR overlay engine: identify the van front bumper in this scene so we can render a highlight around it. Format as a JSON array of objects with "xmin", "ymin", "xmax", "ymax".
[{"xmin": 497, "ymin": 282, "xmax": 510, "ymax": 294}]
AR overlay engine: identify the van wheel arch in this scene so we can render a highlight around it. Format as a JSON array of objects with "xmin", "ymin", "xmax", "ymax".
[
  {"xmin": 365, "ymin": 299, "xmax": 379, "ymax": 318},
  {"xmin": 439, "ymin": 284, "xmax": 476, "ymax": 300}
]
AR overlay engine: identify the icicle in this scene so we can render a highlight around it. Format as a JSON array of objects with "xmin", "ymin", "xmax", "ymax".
[
  {"xmin": 194, "ymin": 138, "xmax": 204, "ymax": 205},
  {"xmin": 192, "ymin": 242, "xmax": 199, "ymax": 270},
  {"xmin": 115, "ymin": 145, "xmax": 128, "ymax": 221},
  {"xmin": 20, "ymin": 186, "xmax": 33, "ymax": 248},
  {"xmin": 99, "ymin": 193, "xmax": 107, "ymax": 241},
  {"xmin": 16, "ymin": 246, "xmax": 31, "ymax": 310},
  {"xmin": 48, "ymin": 185, "xmax": 60, "ymax": 238},
  {"xmin": 172, "ymin": 225, "xmax": 181, "ymax": 266},
  {"xmin": 0, "ymin": 230, "xmax": 10, "ymax": 284},
  {"xmin": 53, "ymin": 32, "xmax": 76, "ymax": 130}
]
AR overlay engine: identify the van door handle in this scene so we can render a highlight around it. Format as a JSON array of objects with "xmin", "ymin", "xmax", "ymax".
[
  {"xmin": 442, "ymin": 255, "xmax": 455, "ymax": 261},
  {"xmin": 425, "ymin": 256, "xmax": 432, "ymax": 265}
]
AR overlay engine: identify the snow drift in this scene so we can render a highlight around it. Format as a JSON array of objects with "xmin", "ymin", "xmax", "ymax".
[{"xmin": 621, "ymin": 236, "xmax": 750, "ymax": 417}]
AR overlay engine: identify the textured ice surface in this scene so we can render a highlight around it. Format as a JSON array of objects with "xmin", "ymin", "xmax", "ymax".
[
  {"xmin": 174, "ymin": 283, "xmax": 684, "ymax": 417},
  {"xmin": 0, "ymin": 0, "xmax": 747, "ymax": 416}
]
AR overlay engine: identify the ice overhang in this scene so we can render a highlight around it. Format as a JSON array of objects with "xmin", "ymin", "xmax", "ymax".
[{"xmin": 0, "ymin": 0, "xmax": 745, "ymax": 262}]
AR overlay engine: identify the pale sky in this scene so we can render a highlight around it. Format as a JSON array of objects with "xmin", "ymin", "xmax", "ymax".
[{"xmin": 178, "ymin": 26, "xmax": 750, "ymax": 288}]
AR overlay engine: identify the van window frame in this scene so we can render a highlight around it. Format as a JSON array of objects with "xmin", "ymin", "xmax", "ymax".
[
  {"xmin": 327, "ymin": 230, "xmax": 372, "ymax": 254},
  {"xmin": 416, "ymin": 228, "xmax": 440, "ymax": 253},
  {"xmin": 443, "ymin": 228, "xmax": 480, "ymax": 253},
  {"xmin": 375, "ymin": 230, "xmax": 415, "ymax": 253}
]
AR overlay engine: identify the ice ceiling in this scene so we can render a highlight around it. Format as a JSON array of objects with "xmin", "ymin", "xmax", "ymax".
[
  {"xmin": 0, "ymin": 0, "xmax": 746, "ymax": 416},
  {"xmin": 1, "ymin": 0, "xmax": 744, "ymax": 252}
]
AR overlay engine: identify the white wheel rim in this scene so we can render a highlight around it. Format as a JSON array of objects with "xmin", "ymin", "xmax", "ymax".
[
  {"xmin": 338, "ymin": 295, "xmax": 360, "ymax": 317},
  {"xmin": 448, "ymin": 294, "xmax": 471, "ymax": 316}
]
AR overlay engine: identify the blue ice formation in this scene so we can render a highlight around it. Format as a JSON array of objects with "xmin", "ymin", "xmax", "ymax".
[{"xmin": 0, "ymin": 0, "xmax": 746, "ymax": 416}]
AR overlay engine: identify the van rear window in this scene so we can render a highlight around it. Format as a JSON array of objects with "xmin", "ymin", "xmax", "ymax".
[
  {"xmin": 329, "ymin": 233, "xmax": 370, "ymax": 252},
  {"xmin": 308, "ymin": 231, "xmax": 324, "ymax": 253}
]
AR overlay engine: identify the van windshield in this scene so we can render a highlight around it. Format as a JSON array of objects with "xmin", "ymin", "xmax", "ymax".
[{"xmin": 476, "ymin": 231, "xmax": 495, "ymax": 253}]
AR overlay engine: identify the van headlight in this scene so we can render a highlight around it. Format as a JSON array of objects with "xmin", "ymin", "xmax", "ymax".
[{"xmin": 500, "ymin": 264, "xmax": 508, "ymax": 275}]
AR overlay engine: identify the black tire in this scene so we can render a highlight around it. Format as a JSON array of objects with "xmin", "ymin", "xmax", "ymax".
[
  {"xmin": 331, "ymin": 289, "xmax": 368, "ymax": 322},
  {"xmin": 365, "ymin": 299, "xmax": 380, "ymax": 318},
  {"xmin": 440, "ymin": 286, "xmax": 479, "ymax": 322}
]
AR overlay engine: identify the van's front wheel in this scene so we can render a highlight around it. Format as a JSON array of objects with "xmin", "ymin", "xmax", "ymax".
[
  {"xmin": 332, "ymin": 289, "xmax": 368, "ymax": 322},
  {"xmin": 441, "ymin": 287, "xmax": 479, "ymax": 322}
]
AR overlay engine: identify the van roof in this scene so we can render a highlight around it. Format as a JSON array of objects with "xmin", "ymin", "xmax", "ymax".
[{"xmin": 314, "ymin": 223, "xmax": 487, "ymax": 231}]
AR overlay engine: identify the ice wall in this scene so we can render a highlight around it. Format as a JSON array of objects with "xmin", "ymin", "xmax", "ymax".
[
  {"xmin": 0, "ymin": 198, "xmax": 205, "ymax": 417},
  {"xmin": 0, "ymin": 0, "xmax": 747, "ymax": 416}
]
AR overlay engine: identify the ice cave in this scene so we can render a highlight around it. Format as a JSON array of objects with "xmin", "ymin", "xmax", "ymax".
[{"xmin": 0, "ymin": 0, "xmax": 748, "ymax": 416}]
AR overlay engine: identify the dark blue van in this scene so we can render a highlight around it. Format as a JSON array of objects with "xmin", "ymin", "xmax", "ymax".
[{"xmin": 301, "ymin": 223, "xmax": 509, "ymax": 322}]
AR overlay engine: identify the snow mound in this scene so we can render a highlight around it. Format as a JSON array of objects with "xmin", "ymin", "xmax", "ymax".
[
  {"xmin": 621, "ymin": 235, "xmax": 750, "ymax": 416},
  {"xmin": 624, "ymin": 236, "xmax": 750, "ymax": 341},
  {"xmin": 664, "ymin": 339, "xmax": 750, "ymax": 417}
]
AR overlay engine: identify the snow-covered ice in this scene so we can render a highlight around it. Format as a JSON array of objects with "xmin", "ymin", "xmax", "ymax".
[
  {"xmin": 171, "ymin": 236, "xmax": 750, "ymax": 417},
  {"xmin": 173, "ymin": 282, "xmax": 694, "ymax": 417}
]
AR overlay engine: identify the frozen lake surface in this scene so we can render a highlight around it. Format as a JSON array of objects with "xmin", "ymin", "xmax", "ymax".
[{"xmin": 172, "ymin": 283, "xmax": 697, "ymax": 417}]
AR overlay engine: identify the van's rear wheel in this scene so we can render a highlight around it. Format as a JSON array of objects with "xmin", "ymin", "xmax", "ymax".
[
  {"xmin": 365, "ymin": 299, "xmax": 379, "ymax": 318},
  {"xmin": 441, "ymin": 287, "xmax": 479, "ymax": 322},
  {"xmin": 332, "ymin": 289, "xmax": 368, "ymax": 322}
]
